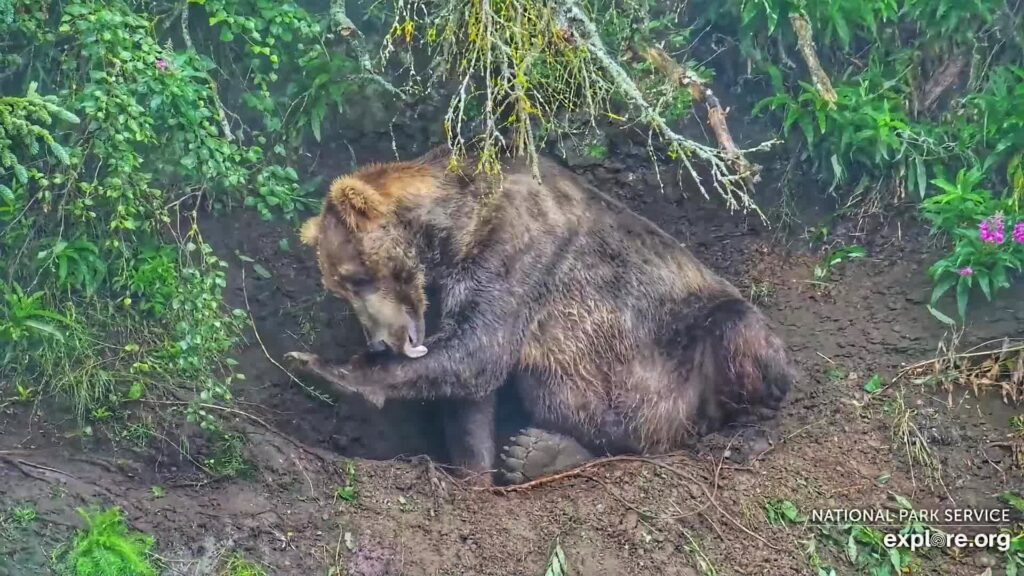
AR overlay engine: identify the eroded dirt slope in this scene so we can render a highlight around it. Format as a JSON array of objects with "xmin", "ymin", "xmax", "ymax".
[{"xmin": 3, "ymin": 146, "xmax": 1023, "ymax": 576}]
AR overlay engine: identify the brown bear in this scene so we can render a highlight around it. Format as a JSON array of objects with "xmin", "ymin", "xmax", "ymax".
[{"xmin": 285, "ymin": 146, "xmax": 794, "ymax": 485}]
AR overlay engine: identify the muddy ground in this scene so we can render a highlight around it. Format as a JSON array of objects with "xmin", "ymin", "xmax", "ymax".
[{"xmin": 2, "ymin": 135, "xmax": 1024, "ymax": 575}]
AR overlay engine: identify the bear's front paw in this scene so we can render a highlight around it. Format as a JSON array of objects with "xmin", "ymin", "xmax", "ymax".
[{"xmin": 283, "ymin": 351, "xmax": 386, "ymax": 409}]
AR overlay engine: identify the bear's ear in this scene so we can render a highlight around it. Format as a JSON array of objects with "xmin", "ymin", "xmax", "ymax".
[
  {"xmin": 299, "ymin": 215, "xmax": 321, "ymax": 246},
  {"xmin": 328, "ymin": 176, "xmax": 390, "ymax": 228}
]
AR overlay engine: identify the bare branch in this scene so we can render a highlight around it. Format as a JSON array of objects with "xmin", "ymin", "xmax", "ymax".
[
  {"xmin": 789, "ymin": 13, "xmax": 838, "ymax": 106},
  {"xmin": 642, "ymin": 45, "xmax": 761, "ymax": 185},
  {"xmin": 552, "ymin": 0, "xmax": 772, "ymax": 220},
  {"xmin": 330, "ymin": 0, "xmax": 403, "ymax": 97}
]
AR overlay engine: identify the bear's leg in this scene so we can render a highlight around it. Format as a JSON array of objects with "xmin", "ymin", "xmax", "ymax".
[
  {"xmin": 499, "ymin": 428, "xmax": 594, "ymax": 484},
  {"xmin": 442, "ymin": 392, "xmax": 497, "ymax": 486}
]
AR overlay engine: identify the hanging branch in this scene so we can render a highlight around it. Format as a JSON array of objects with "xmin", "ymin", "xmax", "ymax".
[
  {"xmin": 789, "ymin": 12, "xmax": 837, "ymax": 107},
  {"xmin": 329, "ymin": 0, "xmax": 403, "ymax": 97},
  {"xmin": 641, "ymin": 46, "xmax": 761, "ymax": 185},
  {"xmin": 552, "ymin": 0, "xmax": 774, "ymax": 220}
]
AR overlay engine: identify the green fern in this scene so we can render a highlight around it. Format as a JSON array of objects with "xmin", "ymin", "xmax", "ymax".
[{"xmin": 62, "ymin": 507, "xmax": 157, "ymax": 576}]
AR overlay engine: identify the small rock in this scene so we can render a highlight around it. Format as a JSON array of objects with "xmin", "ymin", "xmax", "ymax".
[
  {"xmin": 621, "ymin": 510, "xmax": 640, "ymax": 531},
  {"xmin": 974, "ymin": 552, "xmax": 997, "ymax": 567}
]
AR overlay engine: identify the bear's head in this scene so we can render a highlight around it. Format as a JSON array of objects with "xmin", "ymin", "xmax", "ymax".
[{"xmin": 300, "ymin": 166, "xmax": 438, "ymax": 359}]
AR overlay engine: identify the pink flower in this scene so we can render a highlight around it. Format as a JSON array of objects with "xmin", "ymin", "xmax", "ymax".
[
  {"xmin": 958, "ymin": 266, "xmax": 973, "ymax": 277},
  {"xmin": 979, "ymin": 214, "xmax": 1005, "ymax": 244},
  {"xmin": 1014, "ymin": 221, "xmax": 1024, "ymax": 245},
  {"xmin": 155, "ymin": 59, "xmax": 167, "ymax": 71}
]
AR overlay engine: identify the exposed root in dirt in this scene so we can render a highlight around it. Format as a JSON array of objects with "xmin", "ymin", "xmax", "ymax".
[
  {"xmin": 920, "ymin": 55, "xmax": 967, "ymax": 113},
  {"xmin": 0, "ymin": 452, "xmax": 122, "ymax": 503},
  {"xmin": 478, "ymin": 451, "xmax": 779, "ymax": 550}
]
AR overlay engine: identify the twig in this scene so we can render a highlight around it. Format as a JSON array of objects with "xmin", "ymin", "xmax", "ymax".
[
  {"xmin": 641, "ymin": 46, "xmax": 760, "ymax": 185},
  {"xmin": 329, "ymin": 0, "xmax": 401, "ymax": 96},
  {"xmin": 240, "ymin": 267, "xmax": 335, "ymax": 405},
  {"xmin": 479, "ymin": 454, "xmax": 662, "ymax": 493},
  {"xmin": 894, "ymin": 341, "xmax": 1024, "ymax": 381},
  {"xmin": 143, "ymin": 399, "xmax": 276, "ymax": 432},
  {"xmin": 292, "ymin": 453, "xmax": 322, "ymax": 506}
]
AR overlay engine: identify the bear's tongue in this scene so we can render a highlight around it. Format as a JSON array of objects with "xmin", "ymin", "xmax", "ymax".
[
  {"xmin": 403, "ymin": 323, "xmax": 428, "ymax": 358},
  {"xmin": 403, "ymin": 339, "xmax": 428, "ymax": 358}
]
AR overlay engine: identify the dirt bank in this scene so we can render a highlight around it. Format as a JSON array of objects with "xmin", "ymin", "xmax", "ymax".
[{"xmin": 3, "ymin": 143, "xmax": 1023, "ymax": 575}]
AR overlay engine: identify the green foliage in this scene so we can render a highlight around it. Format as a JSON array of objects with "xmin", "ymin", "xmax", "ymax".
[
  {"xmin": 802, "ymin": 497, "xmax": 925, "ymax": 575},
  {"xmin": 922, "ymin": 169, "xmax": 1024, "ymax": 321},
  {"xmin": 863, "ymin": 374, "xmax": 884, "ymax": 394},
  {"xmin": 203, "ymin": 431, "xmax": 252, "ymax": 479},
  {"xmin": 708, "ymin": 0, "xmax": 1024, "ymax": 321},
  {"xmin": 813, "ymin": 244, "xmax": 866, "ymax": 282},
  {"xmin": 385, "ymin": 0, "xmax": 711, "ymax": 174},
  {"xmin": 1, "ymin": 0, "xmax": 348, "ymax": 422},
  {"xmin": 764, "ymin": 499, "xmax": 806, "ymax": 525},
  {"xmin": 57, "ymin": 507, "xmax": 157, "ymax": 576},
  {"xmin": 543, "ymin": 541, "xmax": 568, "ymax": 576}
]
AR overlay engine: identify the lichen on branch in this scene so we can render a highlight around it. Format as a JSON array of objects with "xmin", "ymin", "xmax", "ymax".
[{"xmin": 381, "ymin": 0, "xmax": 776, "ymax": 219}]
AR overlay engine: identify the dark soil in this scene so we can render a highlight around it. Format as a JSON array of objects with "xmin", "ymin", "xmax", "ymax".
[{"xmin": 3, "ymin": 140, "xmax": 1024, "ymax": 575}]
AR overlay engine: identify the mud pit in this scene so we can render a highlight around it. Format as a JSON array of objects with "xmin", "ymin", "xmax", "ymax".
[{"xmin": 3, "ymin": 142, "xmax": 1024, "ymax": 576}]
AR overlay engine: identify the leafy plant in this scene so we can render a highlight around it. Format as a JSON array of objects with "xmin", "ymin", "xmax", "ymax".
[
  {"xmin": 863, "ymin": 374, "xmax": 884, "ymax": 394},
  {"xmin": 923, "ymin": 169, "xmax": 1024, "ymax": 321},
  {"xmin": 334, "ymin": 460, "xmax": 358, "ymax": 503},
  {"xmin": 813, "ymin": 245, "xmax": 866, "ymax": 282},
  {"xmin": 764, "ymin": 499, "xmax": 806, "ymax": 525},
  {"xmin": 58, "ymin": 507, "xmax": 157, "ymax": 576},
  {"xmin": 544, "ymin": 541, "xmax": 568, "ymax": 576},
  {"xmin": 203, "ymin": 432, "xmax": 252, "ymax": 479},
  {"xmin": 11, "ymin": 505, "xmax": 37, "ymax": 526}
]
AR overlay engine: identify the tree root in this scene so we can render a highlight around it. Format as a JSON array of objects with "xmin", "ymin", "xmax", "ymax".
[
  {"xmin": 478, "ymin": 452, "xmax": 779, "ymax": 550},
  {"xmin": 789, "ymin": 12, "xmax": 838, "ymax": 106}
]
